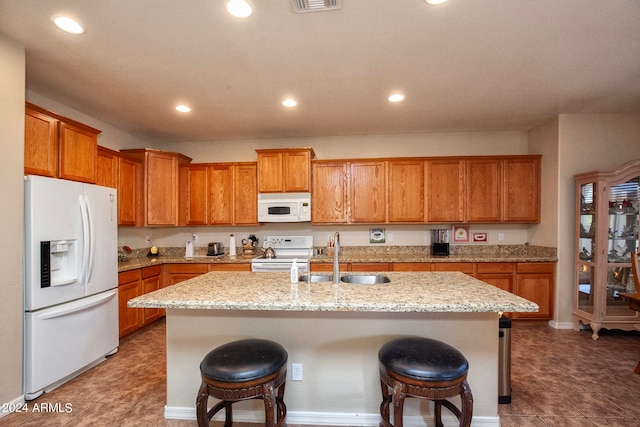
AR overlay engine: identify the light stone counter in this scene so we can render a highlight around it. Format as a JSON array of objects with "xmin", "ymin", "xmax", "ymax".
[
  {"xmin": 117, "ymin": 244, "xmax": 557, "ymax": 272},
  {"xmin": 128, "ymin": 271, "xmax": 538, "ymax": 313}
]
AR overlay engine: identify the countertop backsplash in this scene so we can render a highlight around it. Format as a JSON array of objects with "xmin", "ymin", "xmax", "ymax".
[{"xmin": 118, "ymin": 244, "xmax": 556, "ymax": 264}]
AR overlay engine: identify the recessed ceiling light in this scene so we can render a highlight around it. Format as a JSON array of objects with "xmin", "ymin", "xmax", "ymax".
[
  {"xmin": 282, "ymin": 99, "xmax": 297, "ymax": 107},
  {"xmin": 388, "ymin": 93, "xmax": 405, "ymax": 103},
  {"xmin": 226, "ymin": 0, "xmax": 253, "ymax": 18},
  {"xmin": 52, "ymin": 16, "xmax": 85, "ymax": 34},
  {"xmin": 425, "ymin": 0, "xmax": 449, "ymax": 5},
  {"xmin": 176, "ymin": 105, "xmax": 191, "ymax": 113}
]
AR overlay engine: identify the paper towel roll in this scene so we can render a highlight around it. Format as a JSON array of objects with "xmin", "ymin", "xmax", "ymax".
[{"xmin": 229, "ymin": 234, "xmax": 236, "ymax": 256}]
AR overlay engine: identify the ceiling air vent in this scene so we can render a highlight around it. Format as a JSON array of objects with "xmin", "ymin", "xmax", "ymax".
[{"xmin": 292, "ymin": 0, "xmax": 342, "ymax": 13}]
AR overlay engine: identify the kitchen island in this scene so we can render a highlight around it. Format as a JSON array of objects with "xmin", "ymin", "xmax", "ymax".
[{"xmin": 128, "ymin": 271, "xmax": 538, "ymax": 426}]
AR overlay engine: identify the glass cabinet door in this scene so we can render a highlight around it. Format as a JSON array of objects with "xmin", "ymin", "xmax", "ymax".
[
  {"xmin": 605, "ymin": 176, "xmax": 638, "ymax": 317},
  {"xmin": 577, "ymin": 182, "xmax": 597, "ymax": 314}
]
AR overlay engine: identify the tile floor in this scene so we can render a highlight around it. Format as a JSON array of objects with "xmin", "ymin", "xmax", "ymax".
[{"xmin": 1, "ymin": 319, "xmax": 639, "ymax": 426}]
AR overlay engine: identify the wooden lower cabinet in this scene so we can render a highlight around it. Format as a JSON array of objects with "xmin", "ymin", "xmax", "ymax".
[
  {"xmin": 168, "ymin": 263, "xmax": 209, "ymax": 285},
  {"xmin": 393, "ymin": 263, "xmax": 432, "ymax": 271},
  {"xmin": 475, "ymin": 263, "xmax": 515, "ymax": 292},
  {"xmin": 118, "ymin": 265, "xmax": 163, "ymax": 337},
  {"xmin": 118, "ymin": 269, "xmax": 142, "ymax": 337},
  {"xmin": 310, "ymin": 263, "xmax": 349, "ymax": 273},
  {"xmin": 141, "ymin": 265, "xmax": 162, "ymax": 324},
  {"xmin": 350, "ymin": 263, "xmax": 392, "ymax": 272},
  {"xmin": 513, "ymin": 263, "xmax": 554, "ymax": 319},
  {"xmin": 395, "ymin": 261, "xmax": 553, "ymax": 320},
  {"xmin": 432, "ymin": 262, "xmax": 474, "ymax": 274},
  {"xmin": 209, "ymin": 264, "xmax": 251, "ymax": 272}
]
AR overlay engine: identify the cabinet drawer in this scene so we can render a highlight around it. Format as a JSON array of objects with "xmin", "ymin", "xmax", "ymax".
[
  {"xmin": 118, "ymin": 269, "xmax": 141, "ymax": 285},
  {"xmin": 433, "ymin": 263, "xmax": 474, "ymax": 274},
  {"xmin": 169, "ymin": 263, "xmax": 209, "ymax": 274},
  {"xmin": 209, "ymin": 264, "xmax": 251, "ymax": 272},
  {"xmin": 142, "ymin": 264, "xmax": 162, "ymax": 279},
  {"xmin": 350, "ymin": 263, "xmax": 392, "ymax": 272},
  {"xmin": 476, "ymin": 263, "xmax": 514, "ymax": 274},
  {"xmin": 516, "ymin": 263, "xmax": 555, "ymax": 274},
  {"xmin": 393, "ymin": 263, "xmax": 432, "ymax": 272},
  {"xmin": 310, "ymin": 263, "xmax": 348, "ymax": 272}
]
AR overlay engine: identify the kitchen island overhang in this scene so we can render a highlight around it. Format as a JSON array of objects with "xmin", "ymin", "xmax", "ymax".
[{"xmin": 129, "ymin": 271, "xmax": 537, "ymax": 426}]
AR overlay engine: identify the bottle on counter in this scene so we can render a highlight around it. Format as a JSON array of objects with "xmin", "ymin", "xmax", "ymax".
[
  {"xmin": 229, "ymin": 233, "xmax": 236, "ymax": 257},
  {"xmin": 290, "ymin": 258, "xmax": 299, "ymax": 283}
]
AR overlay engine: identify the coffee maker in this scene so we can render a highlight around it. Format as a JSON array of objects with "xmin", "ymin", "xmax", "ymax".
[{"xmin": 431, "ymin": 229, "xmax": 450, "ymax": 256}]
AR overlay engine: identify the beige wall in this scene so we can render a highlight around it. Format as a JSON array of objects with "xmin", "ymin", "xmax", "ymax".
[
  {"xmin": 527, "ymin": 117, "xmax": 559, "ymax": 248},
  {"xmin": 159, "ymin": 130, "xmax": 528, "ymax": 162},
  {"xmin": 554, "ymin": 114, "xmax": 640, "ymax": 327},
  {"xmin": 0, "ymin": 34, "xmax": 26, "ymax": 411},
  {"xmin": 26, "ymin": 91, "xmax": 151, "ymax": 151}
]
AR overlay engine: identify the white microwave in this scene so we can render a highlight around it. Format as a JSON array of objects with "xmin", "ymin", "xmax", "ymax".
[{"xmin": 257, "ymin": 193, "xmax": 311, "ymax": 222}]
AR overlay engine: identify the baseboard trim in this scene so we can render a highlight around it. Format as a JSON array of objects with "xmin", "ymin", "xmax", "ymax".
[
  {"xmin": 549, "ymin": 320, "xmax": 574, "ymax": 329},
  {"xmin": 164, "ymin": 406, "xmax": 500, "ymax": 426},
  {"xmin": 0, "ymin": 395, "xmax": 26, "ymax": 419}
]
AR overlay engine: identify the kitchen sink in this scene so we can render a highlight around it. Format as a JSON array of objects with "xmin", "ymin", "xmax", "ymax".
[
  {"xmin": 340, "ymin": 274, "xmax": 391, "ymax": 284},
  {"xmin": 298, "ymin": 274, "xmax": 333, "ymax": 283}
]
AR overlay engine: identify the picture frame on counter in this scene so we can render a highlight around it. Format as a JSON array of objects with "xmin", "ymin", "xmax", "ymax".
[{"xmin": 452, "ymin": 225, "xmax": 469, "ymax": 243}]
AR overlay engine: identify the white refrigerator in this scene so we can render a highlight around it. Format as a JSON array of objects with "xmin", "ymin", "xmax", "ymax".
[{"xmin": 24, "ymin": 175, "xmax": 119, "ymax": 400}]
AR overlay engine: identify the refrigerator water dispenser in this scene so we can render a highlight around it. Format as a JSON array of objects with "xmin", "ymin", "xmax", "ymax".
[{"xmin": 41, "ymin": 239, "xmax": 78, "ymax": 288}]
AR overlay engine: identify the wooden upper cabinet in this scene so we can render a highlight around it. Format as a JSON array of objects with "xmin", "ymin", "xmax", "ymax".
[
  {"xmin": 147, "ymin": 151, "xmax": 179, "ymax": 225},
  {"xmin": 25, "ymin": 106, "xmax": 58, "ymax": 177},
  {"xmin": 312, "ymin": 161, "xmax": 348, "ymax": 224},
  {"xmin": 425, "ymin": 159, "xmax": 464, "ymax": 223},
  {"xmin": 388, "ymin": 160, "xmax": 424, "ymax": 223},
  {"xmin": 59, "ymin": 121, "xmax": 99, "ymax": 183},
  {"xmin": 256, "ymin": 148, "xmax": 315, "ymax": 193},
  {"xmin": 180, "ymin": 164, "xmax": 208, "ymax": 226},
  {"xmin": 96, "ymin": 146, "xmax": 141, "ymax": 226},
  {"xmin": 350, "ymin": 161, "xmax": 386, "ymax": 223},
  {"xmin": 234, "ymin": 163, "xmax": 258, "ymax": 225},
  {"xmin": 96, "ymin": 146, "xmax": 118, "ymax": 188},
  {"xmin": 208, "ymin": 163, "xmax": 234, "ymax": 225},
  {"xmin": 24, "ymin": 103, "xmax": 100, "ymax": 183},
  {"xmin": 465, "ymin": 158, "xmax": 502, "ymax": 222},
  {"xmin": 257, "ymin": 151, "xmax": 282, "ymax": 192},
  {"xmin": 117, "ymin": 154, "xmax": 141, "ymax": 226},
  {"xmin": 121, "ymin": 149, "xmax": 192, "ymax": 226},
  {"xmin": 503, "ymin": 156, "xmax": 541, "ymax": 223}
]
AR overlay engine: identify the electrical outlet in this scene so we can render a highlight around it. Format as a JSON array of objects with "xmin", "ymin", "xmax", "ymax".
[
  {"xmin": 498, "ymin": 232, "xmax": 504, "ymax": 241},
  {"xmin": 388, "ymin": 233, "xmax": 394, "ymax": 242},
  {"xmin": 291, "ymin": 363, "xmax": 303, "ymax": 381},
  {"xmin": 145, "ymin": 236, "xmax": 151, "ymax": 244}
]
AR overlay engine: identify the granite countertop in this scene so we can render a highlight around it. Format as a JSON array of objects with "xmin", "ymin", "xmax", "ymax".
[
  {"xmin": 127, "ymin": 271, "xmax": 539, "ymax": 313},
  {"xmin": 118, "ymin": 245, "xmax": 557, "ymax": 272}
]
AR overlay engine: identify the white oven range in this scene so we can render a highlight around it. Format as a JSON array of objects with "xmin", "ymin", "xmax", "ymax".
[{"xmin": 251, "ymin": 235, "xmax": 313, "ymax": 273}]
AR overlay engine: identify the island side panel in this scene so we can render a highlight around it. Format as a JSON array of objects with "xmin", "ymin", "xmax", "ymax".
[{"xmin": 165, "ymin": 309, "xmax": 499, "ymax": 423}]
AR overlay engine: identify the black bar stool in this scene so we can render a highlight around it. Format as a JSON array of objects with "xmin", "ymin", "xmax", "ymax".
[
  {"xmin": 196, "ymin": 338, "xmax": 288, "ymax": 427},
  {"xmin": 378, "ymin": 336, "xmax": 473, "ymax": 427}
]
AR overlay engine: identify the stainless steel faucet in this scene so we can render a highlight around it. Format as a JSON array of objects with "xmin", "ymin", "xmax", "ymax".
[{"xmin": 333, "ymin": 231, "xmax": 340, "ymax": 284}]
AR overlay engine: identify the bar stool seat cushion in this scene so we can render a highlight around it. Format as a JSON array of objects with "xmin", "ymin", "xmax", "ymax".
[
  {"xmin": 378, "ymin": 336, "xmax": 468, "ymax": 381},
  {"xmin": 200, "ymin": 338, "xmax": 288, "ymax": 383}
]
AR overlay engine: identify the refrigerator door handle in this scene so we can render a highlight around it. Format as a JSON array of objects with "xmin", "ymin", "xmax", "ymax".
[
  {"xmin": 84, "ymin": 195, "xmax": 96, "ymax": 285},
  {"xmin": 37, "ymin": 290, "xmax": 117, "ymax": 320},
  {"xmin": 79, "ymin": 195, "xmax": 90, "ymax": 285}
]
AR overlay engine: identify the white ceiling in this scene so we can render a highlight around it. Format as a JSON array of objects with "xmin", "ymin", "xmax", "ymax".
[{"xmin": 1, "ymin": 0, "xmax": 639, "ymax": 143}]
